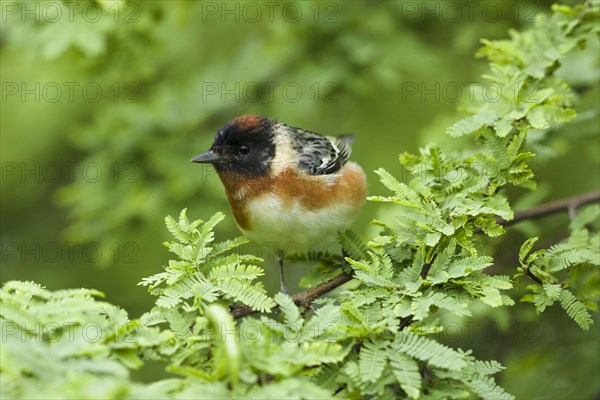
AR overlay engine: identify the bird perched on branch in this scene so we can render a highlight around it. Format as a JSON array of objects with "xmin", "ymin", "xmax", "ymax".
[{"xmin": 191, "ymin": 115, "xmax": 366, "ymax": 293}]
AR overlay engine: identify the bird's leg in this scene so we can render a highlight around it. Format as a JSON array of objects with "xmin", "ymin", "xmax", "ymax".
[{"xmin": 278, "ymin": 251, "xmax": 289, "ymax": 295}]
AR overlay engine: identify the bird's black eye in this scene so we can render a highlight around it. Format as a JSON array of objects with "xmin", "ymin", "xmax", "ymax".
[{"xmin": 238, "ymin": 145, "xmax": 250, "ymax": 155}]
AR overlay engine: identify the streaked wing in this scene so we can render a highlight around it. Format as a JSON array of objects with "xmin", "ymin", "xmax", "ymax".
[{"xmin": 294, "ymin": 132, "xmax": 354, "ymax": 175}]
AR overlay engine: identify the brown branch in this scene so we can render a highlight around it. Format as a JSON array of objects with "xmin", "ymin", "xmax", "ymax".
[
  {"xmin": 420, "ymin": 262, "xmax": 432, "ymax": 279},
  {"xmin": 498, "ymin": 191, "xmax": 600, "ymax": 227},
  {"xmin": 231, "ymin": 272, "xmax": 353, "ymax": 319},
  {"xmin": 491, "ymin": 192, "xmax": 600, "ymax": 291}
]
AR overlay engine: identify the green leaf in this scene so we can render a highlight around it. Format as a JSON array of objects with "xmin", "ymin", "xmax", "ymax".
[
  {"xmin": 527, "ymin": 106, "xmax": 549, "ymax": 129},
  {"xmin": 339, "ymin": 230, "xmax": 369, "ymax": 260},
  {"xmin": 411, "ymin": 292, "xmax": 471, "ymax": 320},
  {"xmin": 359, "ymin": 339, "xmax": 388, "ymax": 383},
  {"xmin": 274, "ymin": 292, "xmax": 302, "ymax": 329},
  {"xmin": 389, "ymin": 352, "xmax": 421, "ymax": 399},
  {"xmin": 559, "ymin": 289, "xmax": 594, "ymax": 330},
  {"xmin": 473, "ymin": 360, "xmax": 505, "ymax": 375},
  {"xmin": 519, "ymin": 237, "xmax": 539, "ymax": 264},
  {"xmin": 542, "ymin": 282, "xmax": 561, "ymax": 301},
  {"xmin": 480, "ymin": 285, "xmax": 508, "ymax": 308},
  {"xmin": 492, "ymin": 117, "xmax": 513, "ymax": 137},
  {"xmin": 219, "ymin": 279, "xmax": 275, "ymax": 313},
  {"xmin": 372, "ymin": 168, "xmax": 424, "ymax": 209},
  {"xmin": 205, "ymin": 304, "xmax": 240, "ymax": 384},
  {"xmin": 446, "ymin": 111, "xmax": 497, "ymax": 137},
  {"xmin": 156, "ymin": 274, "xmax": 219, "ymax": 308},
  {"xmin": 464, "ymin": 374, "xmax": 515, "ymax": 400},
  {"xmin": 446, "ymin": 256, "xmax": 494, "ymax": 279},
  {"xmin": 394, "ymin": 333, "xmax": 466, "ymax": 371},
  {"xmin": 209, "ymin": 264, "xmax": 264, "ymax": 280},
  {"xmin": 165, "ymin": 212, "xmax": 189, "ymax": 243}
]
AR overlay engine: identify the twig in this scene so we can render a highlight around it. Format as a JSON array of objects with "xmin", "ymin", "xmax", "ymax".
[
  {"xmin": 420, "ymin": 262, "xmax": 432, "ymax": 279},
  {"xmin": 524, "ymin": 268, "xmax": 543, "ymax": 285},
  {"xmin": 231, "ymin": 273, "xmax": 352, "ymax": 319},
  {"xmin": 498, "ymin": 191, "xmax": 600, "ymax": 227}
]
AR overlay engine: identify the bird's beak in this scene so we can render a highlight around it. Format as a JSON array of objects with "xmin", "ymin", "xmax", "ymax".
[{"xmin": 190, "ymin": 151, "xmax": 221, "ymax": 164}]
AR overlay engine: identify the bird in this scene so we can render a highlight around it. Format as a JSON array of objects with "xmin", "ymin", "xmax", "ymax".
[{"xmin": 191, "ymin": 115, "xmax": 367, "ymax": 293}]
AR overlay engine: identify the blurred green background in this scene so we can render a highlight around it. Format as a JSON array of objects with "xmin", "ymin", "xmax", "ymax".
[{"xmin": 1, "ymin": 1, "xmax": 598, "ymax": 397}]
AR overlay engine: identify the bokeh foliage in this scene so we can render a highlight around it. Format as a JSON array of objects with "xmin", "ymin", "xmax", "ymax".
[{"xmin": 1, "ymin": 0, "xmax": 599, "ymax": 398}]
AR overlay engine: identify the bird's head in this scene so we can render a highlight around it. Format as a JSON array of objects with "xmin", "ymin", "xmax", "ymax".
[{"xmin": 191, "ymin": 115, "xmax": 276, "ymax": 177}]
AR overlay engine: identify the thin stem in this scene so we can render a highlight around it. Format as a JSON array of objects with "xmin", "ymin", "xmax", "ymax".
[
  {"xmin": 498, "ymin": 191, "xmax": 600, "ymax": 227},
  {"xmin": 524, "ymin": 268, "xmax": 543, "ymax": 285},
  {"xmin": 420, "ymin": 262, "xmax": 432, "ymax": 280},
  {"xmin": 231, "ymin": 273, "xmax": 352, "ymax": 319}
]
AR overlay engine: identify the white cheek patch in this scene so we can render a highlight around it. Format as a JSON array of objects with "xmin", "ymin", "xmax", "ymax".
[{"xmin": 270, "ymin": 124, "xmax": 297, "ymax": 177}]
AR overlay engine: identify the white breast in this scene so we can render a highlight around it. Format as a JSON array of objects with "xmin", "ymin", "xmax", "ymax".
[{"xmin": 239, "ymin": 193, "xmax": 357, "ymax": 257}]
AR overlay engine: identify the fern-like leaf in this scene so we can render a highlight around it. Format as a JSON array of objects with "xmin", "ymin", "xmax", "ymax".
[
  {"xmin": 371, "ymin": 168, "xmax": 425, "ymax": 209},
  {"xmin": 219, "ymin": 279, "xmax": 275, "ymax": 313},
  {"xmin": 473, "ymin": 360, "xmax": 505, "ymax": 375},
  {"xmin": 359, "ymin": 339, "xmax": 388, "ymax": 383},
  {"xmin": 339, "ymin": 230, "xmax": 369, "ymax": 260},
  {"xmin": 446, "ymin": 110, "xmax": 497, "ymax": 137},
  {"xmin": 209, "ymin": 264, "xmax": 264, "ymax": 280},
  {"xmin": 394, "ymin": 333, "xmax": 466, "ymax": 371},
  {"xmin": 274, "ymin": 292, "xmax": 302, "ymax": 329},
  {"xmin": 559, "ymin": 289, "xmax": 593, "ymax": 330},
  {"xmin": 388, "ymin": 352, "xmax": 421, "ymax": 399},
  {"xmin": 464, "ymin": 374, "xmax": 515, "ymax": 400}
]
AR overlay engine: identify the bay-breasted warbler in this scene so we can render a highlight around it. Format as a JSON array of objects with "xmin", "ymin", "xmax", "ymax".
[{"xmin": 192, "ymin": 115, "xmax": 367, "ymax": 293}]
